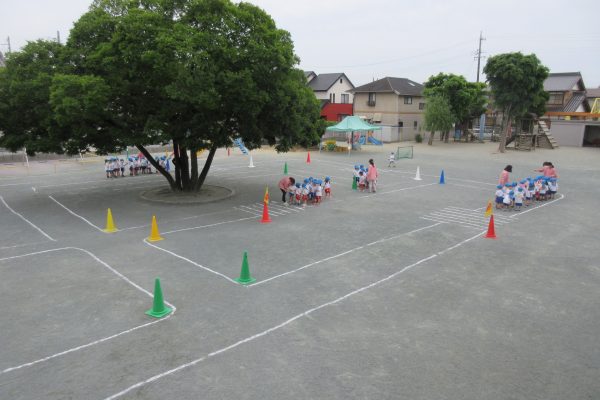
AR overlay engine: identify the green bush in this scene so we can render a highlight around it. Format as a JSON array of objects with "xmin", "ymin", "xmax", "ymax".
[{"xmin": 415, "ymin": 133, "xmax": 423, "ymax": 143}]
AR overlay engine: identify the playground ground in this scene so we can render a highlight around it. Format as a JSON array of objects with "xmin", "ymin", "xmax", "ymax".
[{"xmin": 0, "ymin": 142, "xmax": 598, "ymax": 400}]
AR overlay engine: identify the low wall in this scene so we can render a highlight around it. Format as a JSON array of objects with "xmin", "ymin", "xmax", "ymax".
[{"xmin": 549, "ymin": 120, "xmax": 600, "ymax": 147}]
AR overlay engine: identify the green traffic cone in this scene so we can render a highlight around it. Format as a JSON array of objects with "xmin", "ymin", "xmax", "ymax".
[
  {"xmin": 352, "ymin": 177, "xmax": 358, "ymax": 190},
  {"xmin": 145, "ymin": 278, "xmax": 172, "ymax": 318},
  {"xmin": 284, "ymin": 162, "xmax": 288, "ymax": 175},
  {"xmin": 236, "ymin": 251, "xmax": 256, "ymax": 285}
]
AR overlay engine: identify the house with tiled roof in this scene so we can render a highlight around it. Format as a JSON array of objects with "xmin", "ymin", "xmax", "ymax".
[
  {"xmin": 304, "ymin": 72, "xmax": 355, "ymax": 121},
  {"xmin": 544, "ymin": 72, "xmax": 590, "ymax": 114},
  {"xmin": 586, "ymin": 87, "xmax": 600, "ymax": 113},
  {"xmin": 350, "ymin": 77, "xmax": 425, "ymax": 141}
]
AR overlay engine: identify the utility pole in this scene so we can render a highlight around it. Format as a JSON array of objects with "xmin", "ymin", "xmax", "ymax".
[
  {"xmin": 56, "ymin": 31, "xmax": 61, "ymax": 44},
  {"xmin": 1, "ymin": 36, "xmax": 11, "ymax": 53},
  {"xmin": 474, "ymin": 31, "xmax": 486, "ymax": 83}
]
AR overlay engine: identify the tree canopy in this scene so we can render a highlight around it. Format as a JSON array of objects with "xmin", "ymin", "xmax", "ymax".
[
  {"xmin": 0, "ymin": 0, "xmax": 324, "ymax": 191},
  {"xmin": 423, "ymin": 73, "xmax": 486, "ymax": 142},
  {"xmin": 423, "ymin": 95, "xmax": 454, "ymax": 145},
  {"xmin": 483, "ymin": 52, "xmax": 549, "ymax": 152}
]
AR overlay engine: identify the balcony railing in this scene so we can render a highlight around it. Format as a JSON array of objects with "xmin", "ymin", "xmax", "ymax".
[{"xmin": 367, "ymin": 100, "xmax": 376, "ymax": 106}]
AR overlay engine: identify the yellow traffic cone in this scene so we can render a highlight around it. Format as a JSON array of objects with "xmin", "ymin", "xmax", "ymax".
[
  {"xmin": 148, "ymin": 215, "xmax": 163, "ymax": 242},
  {"xmin": 103, "ymin": 208, "xmax": 118, "ymax": 233},
  {"xmin": 484, "ymin": 200, "xmax": 493, "ymax": 217}
]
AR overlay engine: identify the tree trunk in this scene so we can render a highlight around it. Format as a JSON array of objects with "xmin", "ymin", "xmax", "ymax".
[
  {"xmin": 428, "ymin": 131, "xmax": 434, "ymax": 145},
  {"xmin": 135, "ymin": 144, "xmax": 177, "ymax": 190},
  {"xmin": 444, "ymin": 130, "xmax": 450, "ymax": 143},
  {"xmin": 498, "ymin": 104, "xmax": 512, "ymax": 153},
  {"xmin": 194, "ymin": 144, "xmax": 218, "ymax": 191},
  {"xmin": 173, "ymin": 140, "xmax": 182, "ymax": 190},
  {"xmin": 190, "ymin": 147, "xmax": 198, "ymax": 184},
  {"xmin": 179, "ymin": 145, "xmax": 191, "ymax": 191}
]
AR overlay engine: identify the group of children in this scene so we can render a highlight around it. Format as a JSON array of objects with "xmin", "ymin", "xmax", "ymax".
[
  {"xmin": 104, "ymin": 156, "xmax": 170, "ymax": 178},
  {"xmin": 352, "ymin": 164, "xmax": 371, "ymax": 192},
  {"xmin": 287, "ymin": 177, "xmax": 332, "ymax": 206},
  {"xmin": 495, "ymin": 176, "xmax": 559, "ymax": 211}
]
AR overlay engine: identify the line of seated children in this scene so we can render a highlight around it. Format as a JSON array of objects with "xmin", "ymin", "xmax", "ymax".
[
  {"xmin": 289, "ymin": 177, "xmax": 331, "ymax": 206},
  {"xmin": 495, "ymin": 176, "xmax": 558, "ymax": 211},
  {"xmin": 105, "ymin": 158, "xmax": 126, "ymax": 178},
  {"xmin": 105, "ymin": 155, "xmax": 172, "ymax": 177}
]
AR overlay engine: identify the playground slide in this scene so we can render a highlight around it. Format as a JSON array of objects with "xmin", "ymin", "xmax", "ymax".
[
  {"xmin": 358, "ymin": 136, "xmax": 366, "ymax": 145},
  {"xmin": 233, "ymin": 138, "xmax": 249, "ymax": 155},
  {"xmin": 368, "ymin": 136, "xmax": 383, "ymax": 145}
]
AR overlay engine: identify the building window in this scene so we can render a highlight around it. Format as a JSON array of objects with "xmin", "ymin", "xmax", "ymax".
[
  {"xmin": 341, "ymin": 93, "xmax": 349, "ymax": 104},
  {"xmin": 368, "ymin": 92, "xmax": 376, "ymax": 106},
  {"xmin": 330, "ymin": 93, "xmax": 336, "ymax": 103},
  {"xmin": 404, "ymin": 96, "xmax": 413, "ymax": 105},
  {"xmin": 398, "ymin": 121, "xmax": 404, "ymax": 128},
  {"xmin": 340, "ymin": 78, "xmax": 343, "ymax": 84},
  {"xmin": 548, "ymin": 92, "xmax": 563, "ymax": 105},
  {"xmin": 414, "ymin": 121, "xmax": 418, "ymax": 130},
  {"xmin": 419, "ymin": 102, "xmax": 425, "ymax": 110}
]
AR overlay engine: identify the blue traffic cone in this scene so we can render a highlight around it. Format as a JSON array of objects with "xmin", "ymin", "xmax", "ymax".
[{"xmin": 439, "ymin": 170, "xmax": 445, "ymax": 184}]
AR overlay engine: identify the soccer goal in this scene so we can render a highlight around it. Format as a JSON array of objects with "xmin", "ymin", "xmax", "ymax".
[{"xmin": 395, "ymin": 145, "xmax": 413, "ymax": 160}]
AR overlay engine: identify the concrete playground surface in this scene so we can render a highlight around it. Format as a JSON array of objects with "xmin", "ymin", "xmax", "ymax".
[{"xmin": 0, "ymin": 142, "xmax": 598, "ymax": 399}]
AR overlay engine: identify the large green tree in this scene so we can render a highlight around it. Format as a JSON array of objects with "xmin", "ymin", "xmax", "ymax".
[
  {"xmin": 423, "ymin": 95, "xmax": 454, "ymax": 145},
  {"xmin": 424, "ymin": 73, "xmax": 486, "ymax": 143},
  {"xmin": 0, "ymin": 0, "xmax": 324, "ymax": 191},
  {"xmin": 483, "ymin": 52, "xmax": 549, "ymax": 152},
  {"xmin": 0, "ymin": 40, "xmax": 71, "ymax": 154}
]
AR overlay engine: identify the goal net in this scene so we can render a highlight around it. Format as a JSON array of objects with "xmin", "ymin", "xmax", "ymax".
[{"xmin": 395, "ymin": 146, "xmax": 413, "ymax": 160}]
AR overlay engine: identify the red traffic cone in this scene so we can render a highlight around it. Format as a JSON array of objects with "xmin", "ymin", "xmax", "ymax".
[
  {"xmin": 484, "ymin": 215, "xmax": 496, "ymax": 239},
  {"xmin": 306, "ymin": 152, "xmax": 311, "ymax": 164},
  {"xmin": 260, "ymin": 201, "xmax": 272, "ymax": 223}
]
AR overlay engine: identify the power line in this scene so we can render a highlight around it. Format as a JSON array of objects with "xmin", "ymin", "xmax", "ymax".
[{"xmin": 305, "ymin": 39, "xmax": 473, "ymax": 69}]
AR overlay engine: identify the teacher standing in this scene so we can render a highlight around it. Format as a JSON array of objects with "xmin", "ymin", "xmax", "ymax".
[
  {"xmin": 499, "ymin": 165, "xmax": 512, "ymax": 185},
  {"xmin": 367, "ymin": 159, "xmax": 378, "ymax": 193}
]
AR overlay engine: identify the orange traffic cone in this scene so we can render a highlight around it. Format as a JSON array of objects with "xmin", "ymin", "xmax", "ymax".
[
  {"xmin": 260, "ymin": 201, "xmax": 272, "ymax": 223},
  {"xmin": 484, "ymin": 215, "xmax": 496, "ymax": 239},
  {"xmin": 306, "ymin": 152, "xmax": 311, "ymax": 164}
]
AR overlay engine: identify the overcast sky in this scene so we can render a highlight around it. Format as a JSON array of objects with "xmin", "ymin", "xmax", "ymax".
[{"xmin": 2, "ymin": 0, "xmax": 599, "ymax": 87}]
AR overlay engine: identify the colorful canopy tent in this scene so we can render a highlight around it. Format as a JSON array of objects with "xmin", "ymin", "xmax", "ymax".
[{"xmin": 323, "ymin": 116, "xmax": 382, "ymax": 153}]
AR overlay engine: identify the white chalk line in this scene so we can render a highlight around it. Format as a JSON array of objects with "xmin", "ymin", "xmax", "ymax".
[
  {"xmin": 429, "ymin": 209, "xmax": 509, "ymax": 225},
  {"xmin": 421, "ymin": 216, "xmax": 482, "ymax": 230},
  {"xmin": 314, "ymin": 159, "xmax": 497, "ymax": 186},
  {"xmin": 427, "ymin": 213, "xmax": 489, "ymax": 228},
  {"xmin": 364, "ymin": 222, "xmax": 442, "ymax": 247},
  {"xmin": 143, "ymin": 239, "xmax": 239, "ymax": 285},
  {"xmin": 115, "ymin": 208, "xmax": 250, "ymax": 232},
  {"xmin": 0, "ymin": 247, "xmax": 176, "ymax": 375},
  {"xmin": 446, "ymin": 182, "xmax": 491, "ymax": 191},
  {"xmin": 48, "ymin": 195, "xmax": 105, "ymax": 232},
  {"xmin": 0, "ymin": 196, "xmax": 56, "ymax": 241},
  {"xmin": 105, "ymin": 247, "xmax": 452, "ymax": 399},
  {"xmin": 161, "ymin": 215, "xmax": 259, "ymax": 235},
  {"xmin": 37, "ymin": 175, "xmax": 163, "ymax": 189},
  {"xmin": 234, "ymin": 206, "xmax": 262, "ymax": 217},
  {"xmin": 445, "ymin": 206, "xmax": 512, "ymax": 221},
  {"xmin": 509, "ymin": 193, "xmax": 564, "ymax": 217},
  {"xmin": 358, "ymin": 182, "xmax": 437, "ymax": 197},
  {"xmin": 0, "ymin": 240, "xmax": 50, "ymax": 250},
  {"xmin": 437, "ymin": 230, "xmax": 486, "ymax": 255},
  {"xmin": 437, "ymin": 208, "xmax": 511, "ymax": 222}
]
